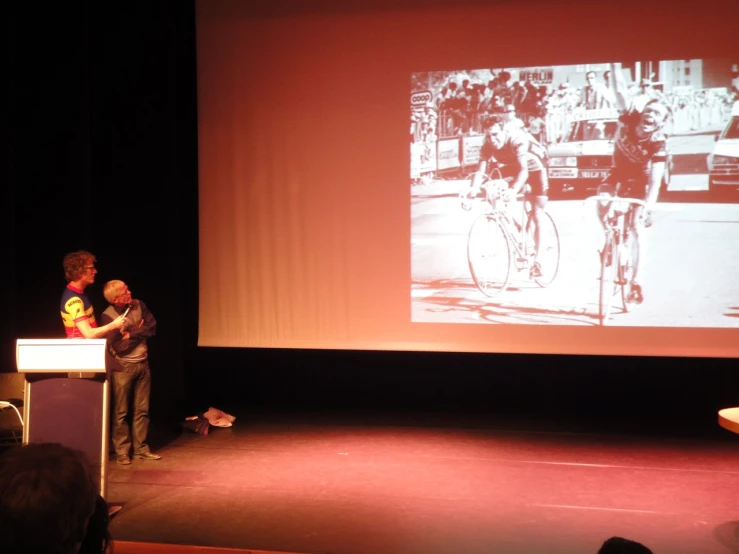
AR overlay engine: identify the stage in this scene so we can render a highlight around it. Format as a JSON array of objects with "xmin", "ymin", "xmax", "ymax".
[{"xmin": 105, "ymin": 410, "xmax": 739, "ymax": 554}]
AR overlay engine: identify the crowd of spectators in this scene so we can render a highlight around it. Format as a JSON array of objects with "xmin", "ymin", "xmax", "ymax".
[{"xmin": 411, "ymin": 68, "xmax": 737, "ymax": 148}]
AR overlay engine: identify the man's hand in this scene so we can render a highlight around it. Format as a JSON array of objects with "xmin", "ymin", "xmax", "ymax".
[
  {"xmin": 459, "ymin": 184, "xmax": 480, "ymax": 211},
  {"xmin": 501, "ymin": 187, "xmax": 516, "ymax": 203},
  {"xmin": 609, "ymin": 63, "xmax": 629, "ymax": 112},
  {"xmin": 121, "ymin": 331, "xmax": 131, "ymax": 340}
]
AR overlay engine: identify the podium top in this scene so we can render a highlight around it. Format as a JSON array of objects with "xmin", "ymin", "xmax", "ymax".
[{"xmin": 16, "ymin": 339, "xmax": 107, "ymax": 373}]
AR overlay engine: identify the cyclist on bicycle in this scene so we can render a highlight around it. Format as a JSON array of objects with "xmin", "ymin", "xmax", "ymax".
[
  {"xmin": 461, "ymin": 113, "xmax": 549, "ymax": 278},
  {"xmin": 596, "ymin": 63, "xmax": 671, "ymax": 304}
]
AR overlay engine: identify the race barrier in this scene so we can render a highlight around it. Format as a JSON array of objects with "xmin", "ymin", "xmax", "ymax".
[
  {"xmin": 411, "ymin": 103, "xmax": 732, "ymax": 180},
  {"xmin": 411, "ymin": 135, "xmax": 485, "ymax": 179}
]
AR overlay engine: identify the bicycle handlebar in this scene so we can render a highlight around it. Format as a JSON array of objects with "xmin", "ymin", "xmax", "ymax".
[
  {"xmin": 483, "ymin": 179, "xmax": 508, "ymax": 197},
  {"xmin": 461, "ymin": 171, "xmax": 528, "ymax": 212}
]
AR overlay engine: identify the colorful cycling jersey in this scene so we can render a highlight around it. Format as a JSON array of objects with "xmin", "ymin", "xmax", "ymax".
[
  {"xmin": 613, "ymin": 108, "xmax": 667, "ymax": 178},
  {"xmin": 60, "ymin": 285, "xmax": 98, "ymax": 338},
  {"xmin": 479, "ymin": 129, "xmax": 547, "ymax": 173}
]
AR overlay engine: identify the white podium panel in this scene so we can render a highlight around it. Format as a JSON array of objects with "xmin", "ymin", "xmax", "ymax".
[
  {"xmin": 16, "ymin": 339, "xmax": 107, "ymax": 372},
  {"xmin": 16, "ymin": 339, "xmax": 110, "ymax": 498}
]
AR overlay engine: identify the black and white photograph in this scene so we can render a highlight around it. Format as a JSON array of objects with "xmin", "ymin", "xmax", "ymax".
[{"xmin": 411, "ymin": 59, "xmax": 739, "ymax": 327}]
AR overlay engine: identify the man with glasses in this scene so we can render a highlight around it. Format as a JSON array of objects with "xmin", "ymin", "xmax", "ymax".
[
  {"xmin": 100, "ymin": 280, "xmax": 161, "ymax": 465},
  {"xmin": 60, "ymin": 251, "xmax": 126, "ymax": 338}
]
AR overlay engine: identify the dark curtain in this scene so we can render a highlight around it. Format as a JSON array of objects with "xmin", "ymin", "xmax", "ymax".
[{"xmin": 4, "ymin": 2, "xmax": 199, "ymax": 420}]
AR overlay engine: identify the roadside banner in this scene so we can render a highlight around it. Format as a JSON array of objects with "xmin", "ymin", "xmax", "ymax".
[
  {"xmin": 462, "ymin": 134, "xmax": 485, "ymax": 166},
  {"xmin": 437, "ymin": 138, "xmax": 461, "ymax": 171}
]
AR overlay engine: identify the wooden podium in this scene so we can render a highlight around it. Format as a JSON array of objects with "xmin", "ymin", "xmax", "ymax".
[
  {"xmin": 16, "ymin": 339, "xmax": 110, "ymax": 498},
  {"xmin": 718, "ymin": 407, "xmax": 739, "ymax": 435}
]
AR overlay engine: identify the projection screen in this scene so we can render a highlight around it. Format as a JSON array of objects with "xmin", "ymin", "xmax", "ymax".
[{"xmin": 196, "ymin": 0, "xmax": 739, "ymax": 357}]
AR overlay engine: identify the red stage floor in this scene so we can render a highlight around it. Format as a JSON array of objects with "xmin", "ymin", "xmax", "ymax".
[{"xmin": 105, "ymin": 412, "xmax": 739, "ymax": 554}]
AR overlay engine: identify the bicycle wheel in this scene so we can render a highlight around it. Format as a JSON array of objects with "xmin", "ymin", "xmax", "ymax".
[
  {"xmin": 525, "ymin": 211, "xmax": 561, "ymax": 287},
  {"xmin": 598, "ymin": 230, "xmax": 618, "ymax": 325},
  {"xmin": 467, "ymin": 213, "xmax": 511, "ymax": 297},
  {"xmin": 619, "ymin": 229, "xmax": 640, "ymax": 312}
]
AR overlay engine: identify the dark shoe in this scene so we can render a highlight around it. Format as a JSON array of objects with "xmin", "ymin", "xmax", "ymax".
[
  {"xmin": 628, "ymin": 282, "xmax": 644, "ymax": 305},
  {"xmin": 116, "ymin": 455, "xmax": 131, "ymax": 465},
  {"xmin": 134, "ymin": 451, "xmax": 162, "ymax": 461}
]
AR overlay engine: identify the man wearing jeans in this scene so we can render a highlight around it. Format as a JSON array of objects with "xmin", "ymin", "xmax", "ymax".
[{"xmin": 100, "ymin": 280, "xmax": 161, "ymax": 465}]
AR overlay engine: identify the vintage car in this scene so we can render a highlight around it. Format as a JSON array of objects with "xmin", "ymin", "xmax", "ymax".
[
  {"xmin": 546, "ymin": 108, "xmax": 618, "ymax": 194},
  {"xmin": 707, "ymin": 101, "xmax": 739, "ymax": 191},
  {"xmin": 546, "ymin": 108, "xmax": 671, "ymax": 194}
]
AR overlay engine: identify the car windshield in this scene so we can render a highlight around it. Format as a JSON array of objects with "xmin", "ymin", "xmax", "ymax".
[
  {"xmin": 566, "ymin": 120, "xmax": 619, "ymax": 142},
  {"xmin": 720, "ymin": 117, "xmax": 739, "ymax": 140}
]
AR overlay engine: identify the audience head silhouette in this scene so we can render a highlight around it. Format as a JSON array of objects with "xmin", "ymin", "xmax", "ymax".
[
  {"xmin": 598, "ymin": 536, "xmax": 654, "ymax": 554},
  {"xmin": 0, "ymin": 442, "xmax": 98, "ymax": 554},
  {"xmin": 78, "ymin": 494, "xmax": 112, "ymax": 554}
]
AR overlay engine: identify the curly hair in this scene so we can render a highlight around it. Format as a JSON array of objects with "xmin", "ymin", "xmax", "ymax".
[
  {"xmin": 63, "ymin": 250, "xmax": 96, "ymax": 283},
  {"xmin": 643, "ymin": 98, "xmax": 673, "ymax": 123}
]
